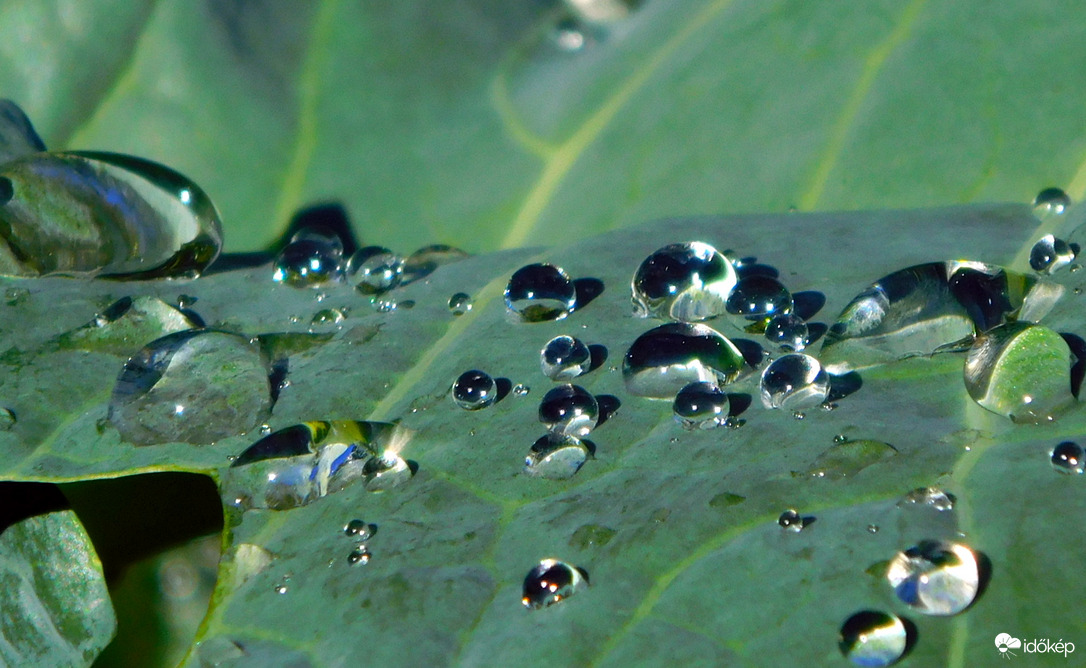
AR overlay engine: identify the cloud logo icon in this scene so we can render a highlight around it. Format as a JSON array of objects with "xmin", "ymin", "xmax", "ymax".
[{"xmin": 995, "ymin": 633, "xmax": 1021, "ymax": 658}]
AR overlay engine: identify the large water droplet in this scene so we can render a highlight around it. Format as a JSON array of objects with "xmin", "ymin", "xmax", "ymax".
[
  {"xmin": 1033, "ymin": 186, "xmax": 1071, "ymax": 218},
  {"xmin": 272, "ymin": 238, "xmax": 344, "ymax": 288},
  {"xmin": 522, "ymin": 558, "xmax": 588, "ymax": 609},
  {"xmin": 631, "ymin": 241, "xmax": 736, "ymax": 322},
  {"xmin": 347, "ymin": 246, "xmax": 405, "ymax": 295},
  {"xmin": 504, "ymin": 263, "xmax": 577, "ymax": 322},
  {"xmin": 820, "ymin": 261, "xmax": 1063, "ymax": 373},
  {"xmin": 525, "ymin": 434, "xmax": 591, "ymax": 479},
  {"xmin": 886, "ymin": 540, "xmax": 980, "ymax": 615},
  {"xmin": 108, "ymin": 330, "xmax": 272, "ymax": 446},
  {"xmin": 0, "ymin": 151, "xmax": 223, "ymax": 278},
  {"xmin": 1029, "ymin": 234, "xmax": 1076, "ymax": 274},
  {"xmin": 1050, "ymin": 441, "xmax": 1084, "ymax": 474},
  {"xmin": 764, "ymin": 313, "xmax": 809, "ymax": 352},
  {"xmin": 672, "ymin": 381, "xmax": 728, "ymax": 430},
  {"xmin": 623, "ymin": 323, "xmax": 746, "ymax": 398},
  {"xmin": 760, "ymin": 353, "xmax": 829, "ymax": 410},
  {"xmin": 451, "ymin": 370, "xmax": 498, "ymax": 410},
  {"xmin": 539, "ymin": 384, "xmax": 598, "ymax": 436},
  {"xmin": 838, "ymin": 610, "xmax": 908, "ymax": 667},
  {"xmin": 448, "ymin": 292, "xmax": 473, "ymax": 315},
  {"xmin": 725, "ymin": 275, "xmax": 793, "ymax": 325},
  {"xmin": 964, "ymin": 322, "xmax": 1074, "ymax": 423},
  {"xmin": 541, "ymin": 335, "xmax": 592, "ymax": 380}
]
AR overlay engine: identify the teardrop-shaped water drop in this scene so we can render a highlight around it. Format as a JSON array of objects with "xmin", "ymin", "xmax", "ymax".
[
  {"xmin": 347, "ymin": 246, "xmax": 405, "ymax": 295},
  {"xmin": 108, "ymin": 330, "xmax": 272, "ymax": 446},
  {"xmin": 539, "ymin": 384, "xmax": 598, "ymax": 437},
  {"xmin": 0, "ymin": 151, "xmax": 223, "ymax": 278},
  {"xmin": 622, "ymin": 323, "xmax": 746, "ymax": 399},
  {"xmin": 672, "ymin": 381, "xmax": 728, "ymax": 430},
  {"xmin": 504, "ymin": 263, "xmax": 577, "ymax": 322},
  {"xmin": 451, "ymin": 370, "xmax": 498, "ymax": 410},
  {"xmin": 525, "ymin": 434, "xmax": 591, "ymax": 479},
  {"xmin": 838, "ymin": 610, "xmax": 908, "ymax": 667},
  {"xmin": 764, "ymin": 313, "xmax": 809, "ymax": 352},
  {"xmin": 273, "ymin": 239, "xmax": 344, "ymax": 288},
  {"xmin": 886, "ymin": 540, "xmax": 980, "ymax": 615},
  {"xmin": 1050, "ymin": 441, "xmax": 1084, "ymax": 474},
  {"xmin": 541, "ymin": 335, "xmax": 592, "ymax": 380},
  {"xmin": 760, "ymin": 353, "xmax": 830, "ymax": 410},
  {"xmin": 631, "ymin": 241, "xmax": 736, "ymax": 322},
  {"xmin": 522, "ymin": 558, "xmax": 588, "ymax": 609}
]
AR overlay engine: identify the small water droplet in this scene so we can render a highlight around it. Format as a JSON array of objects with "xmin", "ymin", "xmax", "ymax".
[
  {"xmin": 451, "ymin": 370, "xmax": 498, "ymax": 410},
  {"xmin": 372, "ymin": 299, "xmax": 399, "ymax": 313},
  {"xmin": 309, "ymin": 308, "xmax": 345, "ymax": 329},
  {"xmin": 362, "ymin": 451, "xmax": 414, "ymax": 492},
  {"xmin": 838, "ymin": 610, "xmax": 908, "ymax": 667},
  {"xmin": 552, "ymin": 16, "xmax": 587, "ymax": 51},
  {"xmin": 898, "ymin": 487, "xmax": 955, "ymax": 511},
  {"xmin": 631, "ymin": 241, "xmax": 736, "ymax": 322},
  {"xmin": 1029, "ymin": 234, "xmax": 1076, "ymax": 274},
  {"xmin": 541, "ymin": 335, "xmax": 592, "ymax": 380},
  {"xmin": 347, "ymin": 546, "xmax": 372, "ymax": 566},
  {"xmin": 504, "ymin": 263, "xmax": 577, "ymax": 322},
  {"xmin": 886, "ymin": 540, "xmax": 980, "ymax": 615},
  {"xmin": 343, "ymin": 519, "xmax": 375, "ymax": 540},
  {"xmin": 274, "ymin": 582, "xmax": 289, "ymax": 595},
  {"xmin": 623, "ymin": 323, "xmax": 746, "ymax": 398},
  {"xmin": 867, "ymin": 524, "xmax": 880, "ymax": 534},
  {"xmin": 764, "ymin": 313, "xmax": 809, "ymax": 351},
  {"xmin": 804, "ymin": 439, "xmax": 898, "ymax": 479},
  {"xmin": 725, "ymin": 275, "xmax": 793, "ymax": 326},
  {"xmin": 273, "ymin": 239, "xmax": 344, "ymax": 288},
  {"xmin": 0, "ymin": 407, "xmax": 15, "ymax": 431},
  {"xmin": 512, "ymin": 383, "xmax": 530, "ymax": 397},
  {"xmin": 347, "ymin": 246, "xmax": 405, "ymax": 295},
  {"xmin": 539, "ymin": 384, "xmax": 598, "ymax": 437},
  {"xmin": 778, "ymin": 509, "xmax": 806, "ymax": 532},
  {"xmin": 1050, "ymin": 441, "xmax": 1084, "ymax": 474},
  {"xmin": 176, "ymin": 294, "xmax": 198, "ymax": 309},
  {"xmin": 448, "ymin": 292, "xmax": 473, "ymax": 315},
  {"xmin": 569, "ymin": 524, "xmax": 616, "ymax": 549},
  {"xmin": 672, "ymin": 381, "xmax": 728, "ymax": 430},
  {"xmin": 525, "ymin": 434, "xmax": 591, "ymax": 479},
  {"xmin": 760, "ymin": 353, "xmax": 830, "ymax": 410},
  {"xmin": 1033, "ymin": 186, "xmax": 1071, "ymax": 218},
  {"xmin": 522, "ymin": 559, "xmax": 588, "ymax": 609}
]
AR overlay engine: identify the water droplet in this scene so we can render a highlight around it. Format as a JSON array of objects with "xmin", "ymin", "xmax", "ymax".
[
  {"xmin": 347, "ymin": 246, "xmax": 405, "ymax": 295},
  {"xmin": 568, "ymin": 524, "xmax": 616, "ymax": 549},
  {"xmin": 778, "ymin": 509, "xmax": 806, "ymax": 532},
  {"xmin": 541, "ymin": 335, "xmax": 592, "ymax": 380},
  {"xmin": 1033, "ymin": 186, "xmax": 1071, "ymax": 218},
  {"xmin": 401, "ymin": 244, "xmax": 469, "ymax": 284},
  {"xmin": 56, "ymin": 296, "xmax": 201, "ymax": 356},
  {"xmin": 803, "ymin": 439, "xmax": 898, "ymax": 479},
  {"xmin": 725, "ymin": 275, "xmax": 793, "ymax": 326},
  {"xmin": 672, "ymin": 381, "xmax": 728, "ymax": 430},
  {"xmin": 631, "ymin": 241, "xmax": 736, "ymax": 322},
  {"xmin": 504, "ymin": 263, "xmax": 577, "ymax": 322},
  {"xmin": 760, "ymin": 353, "xmax": 830, "ymax": 410},
  {"xmin": 838, "ymin": 610, "xmax": 908, "ymax": 667},
  {"xmin": 343, "ymin": 519, "xmax": 375, "ymax": 540},
  {"xmin": 448, "ymin": 292, "xmax": 473, "ymax": 315},
  {"xmin": 0, "ymin": 407, "xmax": 14, "ymax": 431},
  {"xmin": 622, "ymin": 323, "xmax": 746, "ymax": 399},
  {"xmin": 522, "ymin": 558, "xmax": 588, "ymax": 609},
  {"xmin": 108, "ymin": 330, "xmax": 272, "ymax": 446},
  {"xmin": 309, "ymin": 308, "xmax": 345, "ymax": 329},
  {"xmin": 886, "ymin": 540, "xmax": 980, "ymax": 615},
  {"xmin": 867, "ymin": 524, "xmax": 880, "ymax": 534},
  {"xmin": 272, "ymin": 239, "xmax": 344, "ymax": 288},
  {"xmin": 820, "ymin": 261, "xmax": 1063, "ymax": 373},
  {"xmin": 372, "ymin": 299, "xmax": 399, "ymax": 313},
  {"xmin": 525, "ymin": 434, "xmax": 591, "ymax": 479},
  {"xmin": 539, "ymin": 384, "xmax": 598, "ymax": 437},
  {"xmin": 964, "ymin": 322, "xmax": 1074, "ymax": 423},
  {"xmin": 451, "ymin": 370, "xmax": 498, "ymax": 410},
  {"xmin": 0, "ymin": 151, "xmax": 223, "ymax": 278},
  {"xmin": 764, "ymin": 313, "xmax": 809, "ymax": 351},
  {"xmin": 274, "ymin": 583, "xmax": 289, "ymax": 595},
  {"xmin": 361, "ymin": 450, "xmax": 414, "ymax": 492},
  {"xmin": 347, "ymin": 546, "xmax": 372, "ymax": 566},
  {"xmin": 512, "ymin": 383, "xmax": 531, "ymax": 397},
  {"xmin": 1029, "ymin": 234, "xmax": 1076, "ymax": 274},
  {"xmin": 1050, "ymin": 441, "xmax": 1084, "ymax": 474}
]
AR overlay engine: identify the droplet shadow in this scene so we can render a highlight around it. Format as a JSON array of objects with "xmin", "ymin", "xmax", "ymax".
[
  {"xmin": 588, "ymin": 344, "xmax": 608, "ymax": 373},
  {"xmin": 827, "ymin": 372, "xmax": 863, "ymax": 402},
  {"xmin": 1061, "ymin": 333, "xmax": 1086, "ymax": 397},
  {"xmin": 731, "ymin": 338, "xmax": 766, "ymax": 367},
  {"xmin": 573, "ymin": 278, "xmax": 605, "ymax": 310},
  {"xmin": 596, "ymin": 395, "xmax": 621, "ymax": 427},
  {"xmin": 792, "ymin": 291, "xmax": 826, "ymax": 321},
  {"xmin": 494, "ymin": 377, "xmax": 513, "ymax": 403},
  {"xmin": 727, "ymin": 393, "xmax": 753, "ymax": 417}
]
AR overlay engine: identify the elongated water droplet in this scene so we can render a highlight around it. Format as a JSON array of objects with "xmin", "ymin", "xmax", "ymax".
[
  {"xmin": 309, "ymin": 308, "xmax": 345, "ymax": 329},
  {"xmin": 347, "ymin": 246, "xmax": 404, "ymax": 295},
  {"xmin": 725, "ymin": 275, "xmax": 792, "ymax": 325},
  {"xmin": 504, "ymin": 263, "xmax": 577, "ymax": 322},
  {"xmin": 273, "ymin": 239, "xmax": 344, "ymax": 288},
  {"xmin": 525, "ymin": 434, "xmax": 591, "ymax": 479},
  {"xmin": 898, "ymin": 487, "xmax": 955, "ymax": 511},
  {"xmin": 522, "ymin": 558, "xmax": 587, "ymax": 609},
  {"xmin": 108, "ymin": 330, "xmax": 272, "ymax": 446},
  {"xmin": 343, "ymin": 519, "xmax": 375, "ymax": 540},
  {"xmin": 764, "ymin": 313, "xmax": 809, "ymax": 351},
  {"xmin": 0, "ymin": 151, "xmax": 223, "ymax": 278},
  {"xmin": 623, "ymin": 323, "xmax": 746, "ymax": 398},
  {"xmin": 451, "ymin": 370, "xmax": 498, "ymax": 410},
  {"xmin": 804, "ymin": 439, "xmax": 898, "ymax": 479},
  {"xmin": 539, "ymin": 384, "xmax": 598, "ymax": 436},
  {"xmin": 448, "ymin": 292, "xmax": 473, "ymax": 315},
  {"xmin": 401, "ymin": 244, "xmax": 469, "ymax": 284},
  {"xmin": 1033, "ymin": 186, "xmax": 1071, "ymax": 218},
  {"xmin": 1051, "ymin": 441, "xmax": 1084, "ymax": 474},
  {"xmin": 964, "ymin": 322, "xmax": 1073, "ymax": 423},
  {"xmin": 760, "ymin": 353, "xmax": 829, "ymax": 410},
  {"xmin": 541, "ymin": 335, "xmax": 592, "ymax": 380},
  {"xmin": 1029, "ymin": 234, "xmax": 1076, "ymax": 274},
  {"xmin": 672, "ymin": 381, "xmax": 728, "ymax": 430},
  {"xmin": 886, "ymin": 540, "xmax": 980, "ymax": 615},
  {"xmin": 838, "ymin": 610, "xmax": 908, "ymax": 667},
  {"xmin": 631, "ymin": 241, "xmax": 736, "ymax": 322},
  {"xmin": 512, "ymin": 383, "xmax": 531, "ymax": 397}
]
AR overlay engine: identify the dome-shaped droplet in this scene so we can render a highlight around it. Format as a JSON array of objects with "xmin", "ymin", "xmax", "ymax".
[
  {"xmin": 361, "ymin": 450, "xmax": 413, "ymax": 491},
  {"xmin": 451, "ymin": 370, "xmax": 498, "ymax": 410},
  {"xmin": 343, "ymin": 519, "xmax": 375, "ymax": 540},
  {"xmin": 347, "ymin": 246, "xmax": 405, "ymax": 295},
  {"xmin": 108, "ymin": 330, "xmax": 272, "ymax": 446},
  {"xmin": 289, "ymin": 226, "xmax": 344, "ymax": 254},
  {"xmin": 309, "ymin": 308, "xmax": 345, "ymax": 329},
  {"xmin": 522, "ymin": 558, "xmax": 587, "ymax": 609},
  {"xmin": 622, "ymin": 323, "xmax": 746, "ymax": 399},
  {"xmin": 672, "ymin": 381, "xmax": 728, "ymax": 430},
  {"xmin": 964, "ymin": 322, "xmax": 1073, "ymax": 423},
  {"xmin": 541, "ymin": 335, "xmax": 592, "ymax": 380},
  {"xmin": 448, "ymin": 292, "xmax": 473, "ymax": 315},
  {"xmin": 760, "ymin": 353, "xmax": 830, "ymax": 410},
  {"xmin": 525, "ymin": 434, "xmax": 591, "ymax": 479},
  {"xmin": 725, "ymin": 275, "xmax": 792, "ymax": 324},
  {"xmin": 539, "ymin": 384, "xmax": 598, "ymax": 437},
  {"xmin": 778, "ymin": 509, "xmax": 806, "ymax": 532},
  {"xmin": 1051, "ymin": 441, "xmax": 1084, "ymax": 474},
  {"xmin": 838, "ymin": 610, "xmax": 908, "ymax": 667},
  {"xmin": 0, "ymin": 151, "xmax": 223, "ymax": 278},
  {"xmin": 273, "ymin": 239, "xmax": 344, "ymax": 288},
  {"xmin": 631, "ymin": 241, "xmax": 737, "ymax": 322},
  {"xmin": 504, "ymin": 263, "xmax": 577, "ymax": 322},
  {"xmin": 764, "ymin": 313, "xmax": 809, "ymax": 352},
  {"xmin": 347, "ymin": 546, "xmax": 372, "ymax": 566},
  {"xmin": 898, "ymin": 487, "xmax": 955, "ymax": 511},
  {"xmin": 886, "ymin": 540, "xmax": 980, "ymax": 615},
  {"xmin": 1033, "ymin": 186, "xmax": 1071, "ymax": 218},
  {"xmin": 1029, "ymin": 234, "xmax": 1076, "ymax": 274}
]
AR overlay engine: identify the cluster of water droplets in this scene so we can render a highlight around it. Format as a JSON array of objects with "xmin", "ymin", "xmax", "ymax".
[{"xmin": 343, "ymin": 518, "xmax": 376, "ymax": 566}]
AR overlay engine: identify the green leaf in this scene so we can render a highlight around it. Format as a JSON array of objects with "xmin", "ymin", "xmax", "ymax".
[
  {"xmin": 2, "ymin": 202, "xmax": 1085, "ymax": 665},
  {"xmin": 2, "ymin": 1, "xmax": 1085, "ymax": 251}
]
